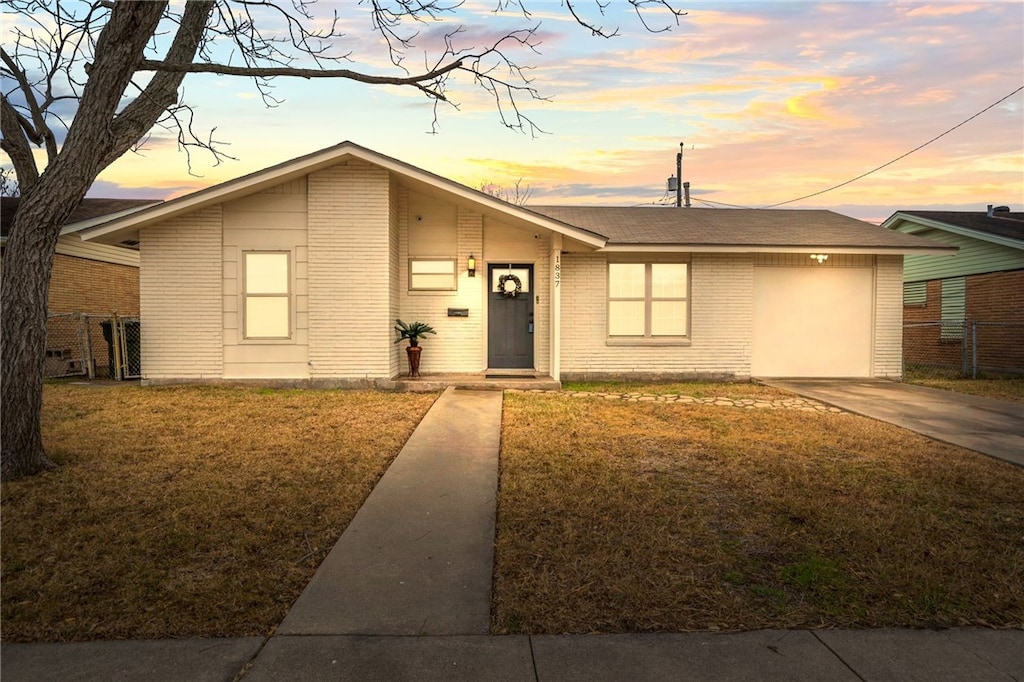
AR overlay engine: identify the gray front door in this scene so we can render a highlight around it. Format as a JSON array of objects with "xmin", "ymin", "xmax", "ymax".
[{"xmin": 488, "ymin": 264, "xmax": 534, "ymax": 369}]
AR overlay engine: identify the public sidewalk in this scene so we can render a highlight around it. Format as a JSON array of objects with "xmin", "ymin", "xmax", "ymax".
[
  {"xmin": 4, "ymin": 628, "xmax": 1022, "ymax": 680},
  {"xmin": 3, "ymin": 385, "xmax": 1022, "ymax": 680}
]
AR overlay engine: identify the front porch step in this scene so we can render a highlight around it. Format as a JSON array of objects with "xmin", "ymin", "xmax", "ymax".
[{"xmin": 383, "ymin": 374, "xmax": 561, "ymax": 392}]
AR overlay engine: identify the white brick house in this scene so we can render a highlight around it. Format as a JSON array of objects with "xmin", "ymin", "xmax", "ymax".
[{"xmin": 77, "ymin": 142, "xmax": 953, "ymax": 384}]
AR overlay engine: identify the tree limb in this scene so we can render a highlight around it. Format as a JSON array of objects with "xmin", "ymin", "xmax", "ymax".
[
  {"xmin": 136, "ymin": 57, "xmax": 464, "ymax": 95},
  {"xmin": 0, "ymin": 47, "xmax": 58, "ymax": 162},
  {"xmin": 102, "ymin": 1, "xmax": 215, "ymax": 169},
  {"xmin": 0, "ymin": 94, "xmax": 40, "ymax": 192}
]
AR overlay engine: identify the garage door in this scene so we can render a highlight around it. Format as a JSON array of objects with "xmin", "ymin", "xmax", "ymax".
[{"xmin": 752, "ymin": 266, "xmax": 873, "ymax": 377}]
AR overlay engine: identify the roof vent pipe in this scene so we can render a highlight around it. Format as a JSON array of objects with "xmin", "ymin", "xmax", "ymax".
[{"xmin": 987, "ymin": 204, "xmax": 994, "ymax": 217}]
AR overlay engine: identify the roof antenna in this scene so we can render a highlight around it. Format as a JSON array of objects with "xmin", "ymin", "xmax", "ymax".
[{"xmin": 676, "ymin": 142, "xmax": 683, "ymax": 208}]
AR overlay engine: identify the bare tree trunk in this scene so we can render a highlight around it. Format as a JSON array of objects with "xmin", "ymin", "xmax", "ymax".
[
  {"xmin": 1, "ymin": 1, "xmax": 210, "ymax": 481},
  {"xmin": 1, "ymin": 189, "xmax": 84, "ymax": 479}
]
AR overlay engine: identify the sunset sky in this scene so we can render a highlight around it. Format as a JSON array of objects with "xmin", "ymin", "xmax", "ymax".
[{"xmin": 10, "ymin": 1, "xmax": 1024, "ymax": 223}]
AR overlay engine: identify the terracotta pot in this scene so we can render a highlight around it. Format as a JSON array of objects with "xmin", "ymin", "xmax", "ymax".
[{"xmin": 405, "ymin": 345, "xmax": 422, "ymax": 378}]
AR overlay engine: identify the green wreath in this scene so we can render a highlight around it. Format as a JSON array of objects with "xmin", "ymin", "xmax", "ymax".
[{"xmin": 498, "ymin": 273, "xmax": 522, "ymax": 298}]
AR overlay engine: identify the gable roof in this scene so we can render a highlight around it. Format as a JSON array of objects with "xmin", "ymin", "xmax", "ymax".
[
  {"xmin": 0, "ymin": 197, "xmax": 159, "ymax": 241},
  {"xmin": 76, "ymin": 141, "xmax": 606, "ymax": 250},
  {"xmin": 67, "ymin": 141, "xmax": 953, "ymax": 256},
  {"xmin": 882, "ymin": 210, "xmax": 1024, "ymax": 250},
  {"xmin": 532, "ymin": 206, "xmax": 954, "ymax": 253}
]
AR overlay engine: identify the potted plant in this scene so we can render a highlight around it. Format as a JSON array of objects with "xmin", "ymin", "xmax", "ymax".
[{"xmin": 394, "ymin": 319, "xmax": 436, "ymax": 378}]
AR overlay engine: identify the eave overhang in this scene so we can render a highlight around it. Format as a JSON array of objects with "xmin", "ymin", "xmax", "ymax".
[{"xmin": 883, "ymin": 212, "xmax": 1024, "ymax": 251}]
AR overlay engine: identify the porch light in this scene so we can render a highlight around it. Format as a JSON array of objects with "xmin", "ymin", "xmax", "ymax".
[
  {"xmin": 809, "ymin": 253, "xmax": 829, "ymax": 264},
  {"xmin": 467, "ymin": 254, "xmax": 476, "ymax": 277}
]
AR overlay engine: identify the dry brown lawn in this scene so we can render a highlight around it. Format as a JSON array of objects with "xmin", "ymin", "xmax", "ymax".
[
  {"xmin": 904, "ymin": 376, "xmax": 1024, "ymax": 404},
  {"xmin": 1, "ymin": 383, "xmax": 436, "ymax": 642},
  {"xmin": 493, "ymin": 391, "xmax": 1024, "ymax": 634}
]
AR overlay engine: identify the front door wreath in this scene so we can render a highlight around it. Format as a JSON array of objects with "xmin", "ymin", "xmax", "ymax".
[{"xmin": 498, "ymin": 273, "xmax": 522, "ymax": 298}]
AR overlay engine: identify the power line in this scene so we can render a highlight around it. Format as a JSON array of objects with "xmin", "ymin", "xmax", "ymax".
[{"xmin": 759, "ymin": 84, "xmax": 1024, "ymax": 209}]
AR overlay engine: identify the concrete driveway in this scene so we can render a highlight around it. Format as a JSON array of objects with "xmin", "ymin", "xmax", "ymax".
[{"xmin": 761, "ymin": 379, "xmax": 1024, "ymax": 467}]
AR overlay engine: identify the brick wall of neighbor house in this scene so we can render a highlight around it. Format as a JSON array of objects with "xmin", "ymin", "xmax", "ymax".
[
  {"xmin": 559, "ymin": 252, "xmax": 753, "ymax": 380},
  {"xmin": 48, "ymin": 253, "xmax": 139, "ymax": 315},
  {"xmin": 904, "ymin": 269, "xmax": 1024, "ymax": 372},
  {"xmin": 971, "ymin": 269, "xmax": 1024, "ymax": 372},
  {"xmin": 140, "ymin": 206, "xmax": 224, "ymax": 379},
  {"xmin": 873, "ymin": 255, "xmax": 904, "ymax": 378},
  {"xmin": 307, "ymin": 160, "xmax": 393, "ymax": 379}
]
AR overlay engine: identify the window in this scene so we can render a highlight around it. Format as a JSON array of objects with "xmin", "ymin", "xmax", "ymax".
[
  {"xmin": 608, "ymin": 262, "xmax": 688, "ymax": 338},
  {"xmin": 409, "ymin": 259, "xmax": 457, "ymax": 291},
  {"xmin": 903, "ymin": 281, "xmax": 927, "ymax": 306},
  {"xmin": 244, "ymin": 251, "xmax": 290, "ymax": 339}
]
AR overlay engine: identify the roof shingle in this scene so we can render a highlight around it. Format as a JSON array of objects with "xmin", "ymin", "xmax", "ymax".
[
  {"xmin": 529, "ymin": 206, "xmax": 939, "ymax": 249},
  {"xmin": 1, "ymin": 197, "xmax": 160, "ymax": 239},
  {"xmin": 894, "ymin": 210, "xmax": 1024, "ymax": 242}
]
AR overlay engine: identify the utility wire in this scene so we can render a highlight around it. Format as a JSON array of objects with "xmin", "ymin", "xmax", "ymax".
[{"xmin": 759, "ymin": 84, "xmax": 1024, "ymax": 209}]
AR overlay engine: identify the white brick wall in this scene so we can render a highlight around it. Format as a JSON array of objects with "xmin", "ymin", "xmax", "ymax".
[
  {"xmin": 140, "ymin": 207, "xmax": 223, "ymax": 378},
  {"xmin": 307, "ymin": 161, "xmax": 393, "ymax": 378},
  {"xmin": 873, "ymin": 254, "xmax": 904, "ymax": 378},
  {"xmin": 395, "ymin": 203, "xmax": 485, "ymax": 375},
  {"xmin": 560, "ymin": 253, "xmax": 753, "ymax": 379},
  {"xmin": 388, "ymin": 177, "xmax": 401, "ymax": 377}
]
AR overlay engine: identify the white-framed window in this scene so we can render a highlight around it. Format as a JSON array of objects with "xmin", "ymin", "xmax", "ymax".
[
  {"xmin": 409, "ymin": 258, "xmax": 457, "ymax": 291},
  {"xmin": 243, "ymin": 251, "xmax": 290, "ymax": 339},
  {"xmin": 608, "ymin": 262, "xmax": 689, "ymax": 338}
]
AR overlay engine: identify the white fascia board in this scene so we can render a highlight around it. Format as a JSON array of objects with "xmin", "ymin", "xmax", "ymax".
[
  {"xmin": 883, "ymin": 213, "xmax": 1024, "ymax": 250},
  {"xmin": 60, "ymin": 202, "xmax": 162, "ymax": 237},
  {"xmin": 598, "ymin": 244, "xmax": 958, "ymax": 255}
]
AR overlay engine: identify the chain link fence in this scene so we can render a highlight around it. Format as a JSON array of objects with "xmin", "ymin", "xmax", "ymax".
[
  {"xmin": 44, "ymin": 313, "xmax": 141, "ymax": 380},
  {"xmin": 904, "ymin": 320, "xmax": 1024, "ymax": 379}
]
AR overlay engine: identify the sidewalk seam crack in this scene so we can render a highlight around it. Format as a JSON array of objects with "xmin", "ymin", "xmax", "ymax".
[
  {"xmin": 811, "ymin": 631, "xmax": 866, "ymax": 682},
  {"xmin": 528, "ymin": 635, "xmax": 540, "ymax": 681}
]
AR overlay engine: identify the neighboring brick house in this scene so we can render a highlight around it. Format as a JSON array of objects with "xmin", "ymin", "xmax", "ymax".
[
  {"xmin": 883, "ymin": 207, "xmax": 1024, "ymax": 375},
  {"xmin": 2, "ymin": 196, "xmax": 159, "ymax": 376}
]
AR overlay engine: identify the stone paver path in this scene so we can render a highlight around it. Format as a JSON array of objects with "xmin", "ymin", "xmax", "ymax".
[{"xmin": 506, "ymin": 389, "xmax": 844, "ymax": 413}]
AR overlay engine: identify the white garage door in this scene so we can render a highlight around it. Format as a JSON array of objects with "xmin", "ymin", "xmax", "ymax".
[{"xmin": 752, "ymin": 267, "xmax": 873, "ymax": 377}]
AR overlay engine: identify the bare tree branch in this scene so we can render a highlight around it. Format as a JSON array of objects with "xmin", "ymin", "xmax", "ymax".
[
  {"xmin": 0, "ymin": 47, "xmax": 58, "ymax": 161},
  {"xmin": 137, "ymin": 56, "xmax": 463, "ymax": 96}
]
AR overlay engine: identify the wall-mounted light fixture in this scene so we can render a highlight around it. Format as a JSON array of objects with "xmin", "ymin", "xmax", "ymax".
[
  {"xmin": 809, "ymin": 253, "xmax": 829, "ymax": 264},
  {"xmin": 467, "ymin": 254, "xmax": 476, "ymax": 277}
]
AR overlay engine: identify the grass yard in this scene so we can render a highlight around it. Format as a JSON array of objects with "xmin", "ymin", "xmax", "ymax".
[
  {"xmin": 493, "ymin": 391, "xmax": 1024, "ymax": 634},
  {"xmin": 561, "ymin": 380, "xmax": 794, "ymax": 400},
  {"xmin": 904, "ymin": 376, "xmax": 1024, "ymax": 404},
  {"xmin": 1, "ymin": 383, "xmax": 437, "ymax": 642}
]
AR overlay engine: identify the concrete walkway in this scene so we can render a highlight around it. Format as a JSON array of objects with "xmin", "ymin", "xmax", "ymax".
[
  {"xmin": 277, "ymin": 385, "xmax": 503, "ymax": 636},
  {"xmin": 4, "ymin": 382, "xmax": 1023, "ymax": 680},
  {"xmin": 761, "ymin": 379, "xmax": 1024, "ymax": 467}
]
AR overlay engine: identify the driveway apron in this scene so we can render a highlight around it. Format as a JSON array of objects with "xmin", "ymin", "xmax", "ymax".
[
  {"xmin": 762, "ymin": 379, "xmax": 1024, "ymax": 467},
  {"xmin": 276, "ymin": 386, "xmax": 503, "ymax": 636}
]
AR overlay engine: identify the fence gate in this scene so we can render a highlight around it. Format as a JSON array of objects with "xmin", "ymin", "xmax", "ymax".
[{"xmin": 44, "ymin": 313, "xmax": 141, "ymax": 380}]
